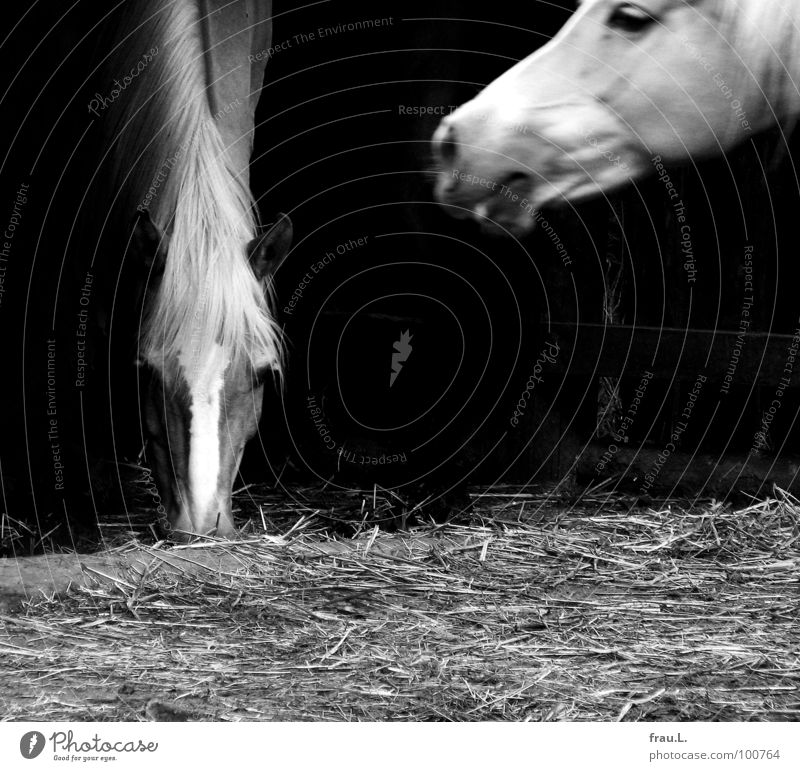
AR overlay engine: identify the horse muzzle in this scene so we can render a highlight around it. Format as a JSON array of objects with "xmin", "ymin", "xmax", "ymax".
[
  {"xmin": 433, "ymin": 97, "xmax": 649, "ymax": 234},
  {"xmin": 432, "ymin": 114, "xmax": 540, "ymax": 235}
]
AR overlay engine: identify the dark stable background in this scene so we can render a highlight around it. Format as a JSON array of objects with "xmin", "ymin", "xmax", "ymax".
[{"xmin": 1, "ymin": 0, "xmax": 799, "ymax": 550}]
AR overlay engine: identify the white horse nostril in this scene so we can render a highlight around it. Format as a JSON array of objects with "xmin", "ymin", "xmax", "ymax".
[
  {"xmin": 436, "ymin": 122, "xmax": 459, "ymax": 165},
  {"xmin": 501, "ymin": 171, "xmax": 531, "ymax": 190}
]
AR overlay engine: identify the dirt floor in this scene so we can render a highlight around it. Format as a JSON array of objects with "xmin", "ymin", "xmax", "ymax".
[{"xmin": 1, "ymin": 484, "xmax": 798, "ymax": 721}]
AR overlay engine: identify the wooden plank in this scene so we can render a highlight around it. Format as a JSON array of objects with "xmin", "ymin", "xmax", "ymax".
[
  {"xmin": 579, "ymin": 443, "xmax": 800, "ymax": 498},
  {"xmin": 546, "ymin": 323, "xmax": 800, "ymax": 384}
]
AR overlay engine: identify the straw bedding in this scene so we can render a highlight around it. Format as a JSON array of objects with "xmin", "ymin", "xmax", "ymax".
[{"xmin": 1, "ymin": 484, "xmax": 798, "ymax": 721}]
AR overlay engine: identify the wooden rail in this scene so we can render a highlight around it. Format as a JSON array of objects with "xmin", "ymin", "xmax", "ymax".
[{"xmin": 546, "ymin": 323, "xmax": 800, "ymax": 384}]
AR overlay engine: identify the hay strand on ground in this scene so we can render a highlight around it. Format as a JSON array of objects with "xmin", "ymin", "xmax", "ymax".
[{"xmin": 1, "ymin": 485, "xmax": 798, "ymax": 721}]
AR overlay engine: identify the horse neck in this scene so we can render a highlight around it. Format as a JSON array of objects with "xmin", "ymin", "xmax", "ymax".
[{"xmin": 726, "ymin": 1, "xmax": 800, "ymax": 129}]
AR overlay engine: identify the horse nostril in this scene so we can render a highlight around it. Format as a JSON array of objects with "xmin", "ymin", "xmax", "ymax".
[
  {"xmin": 501, "ymin": 171, "xmax": 532, "ymax": 193},
  {"xmin": 436, "ymin": 122, "xmax": 459, "ymax": 166}
]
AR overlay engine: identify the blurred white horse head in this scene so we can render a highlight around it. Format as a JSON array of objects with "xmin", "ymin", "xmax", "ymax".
[{"xmin": 433, "ymin": 0, "xmax": 799, "ymax": 234}]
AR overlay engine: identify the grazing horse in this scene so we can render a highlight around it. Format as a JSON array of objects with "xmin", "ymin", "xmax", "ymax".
[
  {"xmin": 95, "ymin": 0, "xmax": 292, "ymax": 538},
  {"xmin": 432, "ymin": 0, "xmax": 798, "ymax": 233}
]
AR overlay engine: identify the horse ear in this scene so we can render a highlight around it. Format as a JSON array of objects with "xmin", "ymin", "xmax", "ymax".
[
  {"xmin": 132, "ymin": 209, "xmax": 167, "ymax": 273},
  {"xmin": 248, "ymin": 213, "xmax": 293, "ymax": 281}
]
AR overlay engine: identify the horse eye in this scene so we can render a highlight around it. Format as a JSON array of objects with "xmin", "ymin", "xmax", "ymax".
[{"xmin": 608, "ymin": 3, "xmax": 655, "ymax": 32}]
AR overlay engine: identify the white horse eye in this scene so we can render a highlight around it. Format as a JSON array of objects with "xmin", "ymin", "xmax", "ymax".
[{"xmin": 608, "ymin": 3, "xmax": 655, "ymax": 32}]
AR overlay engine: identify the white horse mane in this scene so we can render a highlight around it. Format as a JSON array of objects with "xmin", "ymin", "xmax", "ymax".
[{"xmin": 102, "ymin": 0, "xmax": 281, "ymax": 383}]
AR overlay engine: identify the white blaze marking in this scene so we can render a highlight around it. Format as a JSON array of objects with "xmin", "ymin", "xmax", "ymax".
[{"xmin": 179, "ymin": 343, "xmax": 228, "ymax": 518}]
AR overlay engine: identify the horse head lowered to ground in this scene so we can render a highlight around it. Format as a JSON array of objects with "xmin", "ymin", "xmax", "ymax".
[{"xmin": 94, "ymin": 0, "xmax": 292, "ymax": 539}]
